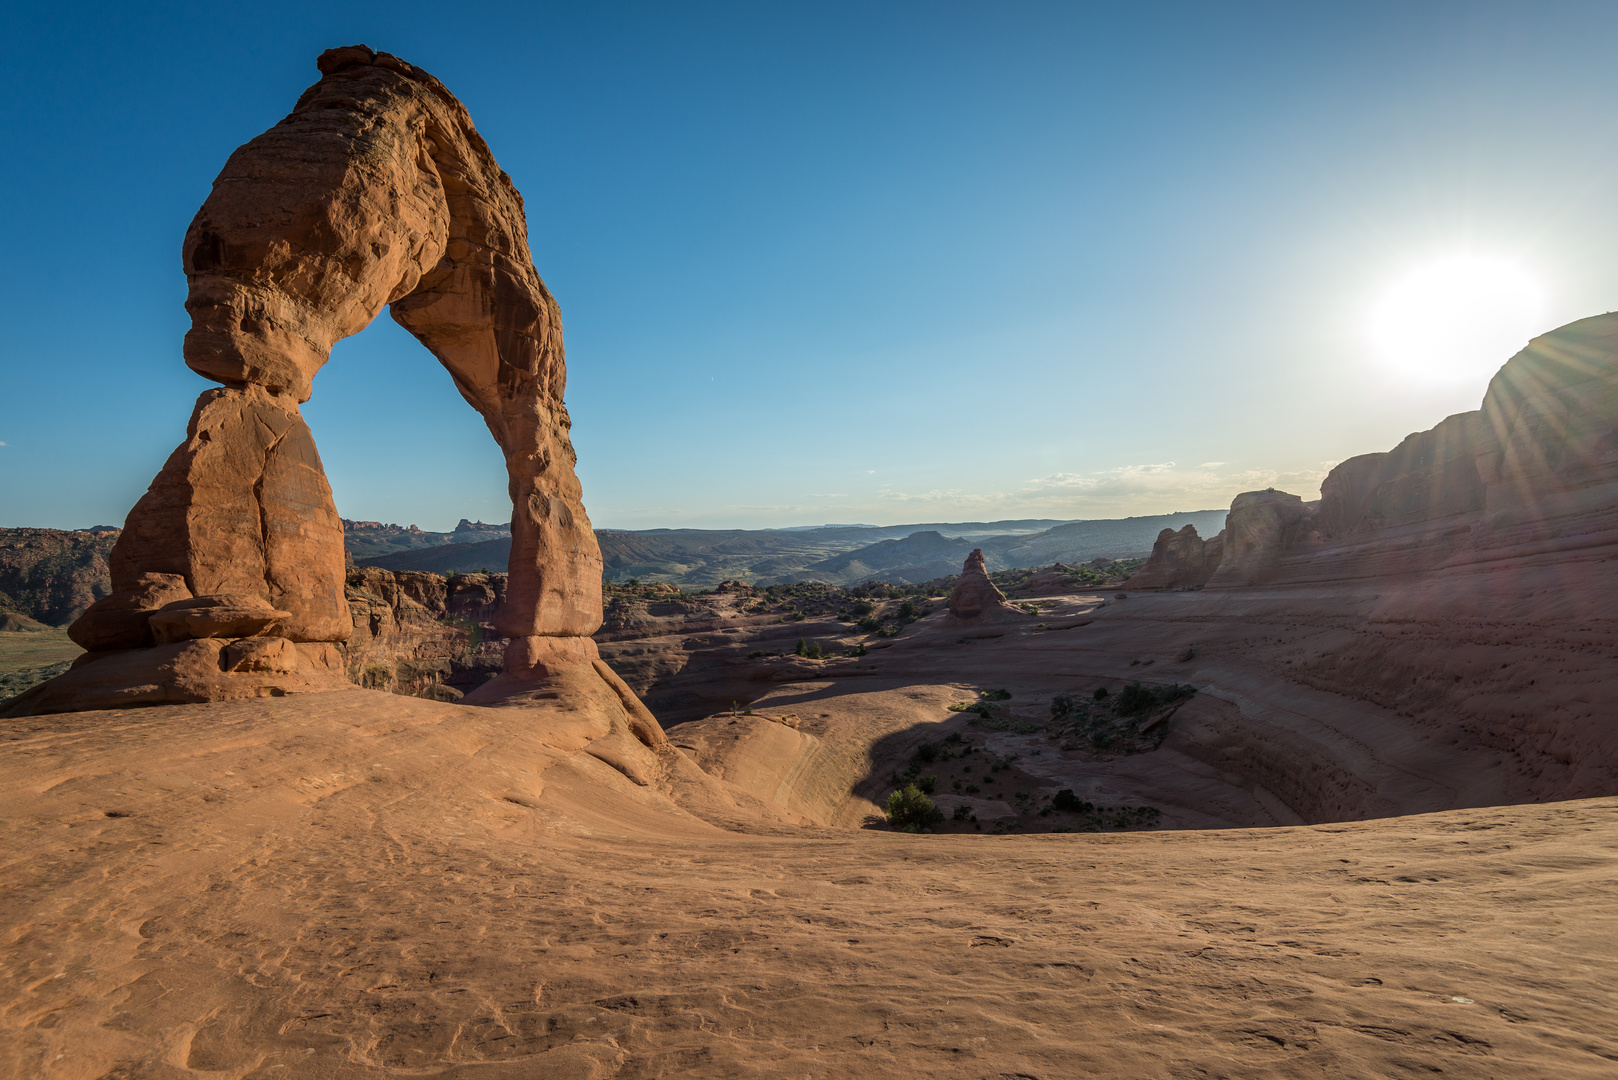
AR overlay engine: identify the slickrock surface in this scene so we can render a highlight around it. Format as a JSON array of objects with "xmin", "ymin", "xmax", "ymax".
[{"xmin": 1, "ymin": 693, "xmax": 1614, "ymax": 1078}]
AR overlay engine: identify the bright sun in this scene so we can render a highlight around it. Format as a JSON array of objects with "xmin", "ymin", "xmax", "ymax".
[{"xmin": 1368, "ymin": 253, "xmax": 1547, "ymax": 384}]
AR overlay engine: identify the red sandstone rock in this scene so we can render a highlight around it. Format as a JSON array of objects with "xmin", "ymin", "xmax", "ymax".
[
  {"xmin": 1207, "ymin": 490, "xmax": 1317, "ymax": 587},
  {"xmin": 23, "ymin": 46, "xmax": 638, "ymax": 730},
  {"xmin": 147, "ymin": 595, "xmax": 292, "ymax": 644},
  {"xmin": 67, "ymin": 572, "xmax": 191, "ymax": 651},
  {"xmin": 947, "ymin": 549, "xmax": 1020, "ymax": 620},
  {"xmin": 1125, "ymin": 524, "xmax": 1225, "ymax": 590}
]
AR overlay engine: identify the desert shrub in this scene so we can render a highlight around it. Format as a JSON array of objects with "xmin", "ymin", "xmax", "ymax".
[
  {"xmin": 917, "ymin": 774, "xmax": 937, "ymax": 794},
  {"xmin": 1115, "ymin": 681, "xmax": 1156, "ymax": 716},
  {"xmin": 846, "ymin": 642, "xmax": 867, "ymax": 657},
  {"xmin": 1115, "ymin": 681, "xmax": 1197, "ymax": 717},
  {"xmin": 952, "ymin": 804, "xmax": 976, "ymax": 821},
  {"xmin": 748, "ymin": 650, "xmax": 764, "ymax": 659},
  {"xmin": 897, "ymin": 600, "xmax": 921, "ymax": 623},
  {"xmin": 857, "ymin": 615, "xmax": 881, "ymax": 632},
  {"xmin": 1051, "ymin": 789, "xmax": 1094, "ymax": 814},
  {"xmin": 1093, "ymin": 686, "xmax": 1110, "ymax": 701},
  {"xmin": 886, "ymin": 785, "xmax": 944, "ymax": 831},
  {"xmin": 1051, "ymin": 693, "xmax": 1076, "ymax": 719},
  {"xmin": 915, "ymin": 742, "xmax": 939, "ymax": 763},
  {"xmin": 979, "ymin": 688, "xmax": 1012, "ymax": 701},
  {"xmin": 944, "ymin": 731, "xmax": 962, "ymax": 744}
]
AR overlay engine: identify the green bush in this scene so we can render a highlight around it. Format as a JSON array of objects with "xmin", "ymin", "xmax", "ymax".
[
  {"xmin": 916, "ymin": 774, "xmax": 937, "ymax": 794},
  {"xmin": 952, "ymin": 804, "xmax": 975, "ymax": 821},
  {"xmin": 1052, "ymin": 789, "xmax": 1094, "ymax": 814},
  {"xmin": 886, "ymin": 785, "xmax": 944, "ymax": 831}
]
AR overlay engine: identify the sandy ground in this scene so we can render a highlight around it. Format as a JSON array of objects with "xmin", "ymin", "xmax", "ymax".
[{"xmin": 3, "ymin": 690, "xmax": 1615, "ymax": 1079}]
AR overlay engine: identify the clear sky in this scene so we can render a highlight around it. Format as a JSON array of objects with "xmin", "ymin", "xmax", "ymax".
[{"xmin": 4, "ymin": 1, "xmax": 1618, "ymax": 531}]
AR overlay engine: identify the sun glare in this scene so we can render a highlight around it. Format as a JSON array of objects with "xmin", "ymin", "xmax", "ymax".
[{"xmin": 1367, "ymin": 253, "xmax": 1546, "ymax": 384}]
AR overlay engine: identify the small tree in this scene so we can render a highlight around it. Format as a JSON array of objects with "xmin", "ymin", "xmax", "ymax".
[{"xmin": 886, "ymin": 784, "xmax": 944, "ymax": 831}]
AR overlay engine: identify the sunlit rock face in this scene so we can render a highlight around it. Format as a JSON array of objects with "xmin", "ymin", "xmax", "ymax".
[{"xmin": 8, "ymin": 46, "xmax": 655, "ymax": 738}]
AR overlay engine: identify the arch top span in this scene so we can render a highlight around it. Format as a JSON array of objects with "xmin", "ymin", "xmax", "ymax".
[{"xmin": 10, "ymin": 46, "xmax": 662, "ymax": 746}]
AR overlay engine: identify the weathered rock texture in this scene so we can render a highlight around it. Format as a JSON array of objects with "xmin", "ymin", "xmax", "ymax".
[
  {"xmin": 9, "ymin": 46, "xmax": 654, "ymax": 745},
  {"xmin": 1125, "ymin": 525, "xmax": 1225, "ymax": 590},
  {"xmin": 946, "ymin": 549, "xmax": 1023, "ymax": 622}
]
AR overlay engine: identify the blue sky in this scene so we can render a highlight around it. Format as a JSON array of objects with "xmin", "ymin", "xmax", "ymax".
[{"xmin": 4, "ymin": 1, "xmax": 1618, "ymax": 530}]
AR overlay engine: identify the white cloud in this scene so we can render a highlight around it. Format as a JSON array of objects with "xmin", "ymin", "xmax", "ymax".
[{"xmin": 1198, "ymin": 461, "xmax": 1225, "ymax": 468}]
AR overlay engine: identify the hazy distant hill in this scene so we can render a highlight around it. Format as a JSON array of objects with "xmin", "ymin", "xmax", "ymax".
[
  {"xmin": 987, "ymin": 510, "xmax": 1230, "ymax": 568},
  {"xmin": 355, "ymin": 511, "xmax": 1229, "ymax": 585}
]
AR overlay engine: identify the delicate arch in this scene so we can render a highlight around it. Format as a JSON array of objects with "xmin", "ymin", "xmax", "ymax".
[{"xmin": 38, "ymin": 46, "xmax": 662, "ymax": 745}]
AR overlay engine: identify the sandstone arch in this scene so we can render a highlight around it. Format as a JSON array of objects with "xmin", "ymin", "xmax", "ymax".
[{"xmin": 12, "ymin": 46, "xmax": 663, "ymax": 745}]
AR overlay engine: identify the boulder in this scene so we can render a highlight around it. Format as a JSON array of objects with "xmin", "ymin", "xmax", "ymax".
[
  {"xmin": 68, "ymin": 572, "xmax": 192, "ymax": 651},
  {"xmin": 148, "ymin": 594, "xmax": 292, "ymax": 644}
]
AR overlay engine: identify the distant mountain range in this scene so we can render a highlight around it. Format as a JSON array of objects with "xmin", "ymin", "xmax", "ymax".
[{"xmin": 353, "ymin": 511, "xmax": 1230, "ymax": 586}]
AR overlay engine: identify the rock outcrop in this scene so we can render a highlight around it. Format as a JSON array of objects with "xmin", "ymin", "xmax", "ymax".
[
  {"xmin": 341, "ymin": 568, "xmax": 507, "ymax": 699},
  {"xmin": 946, "ymin": 549, "xmax": 1021, "ymax": 620},
  {"xmin": 1125, "ymin": 525, "xmax": 1225, "ymax": 590},
  {"xmin": 1206, "ymin": 489, "xmax": 1318, "ymax": 588},
  {"xmin": 6, "ymin": 47, "xmax": 660, "ymax": 748}
]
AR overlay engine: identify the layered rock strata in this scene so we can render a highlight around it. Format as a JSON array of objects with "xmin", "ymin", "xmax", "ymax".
[{"xmin": 7, "ymin": 46, "xmax": 658, "ymax": 747}]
